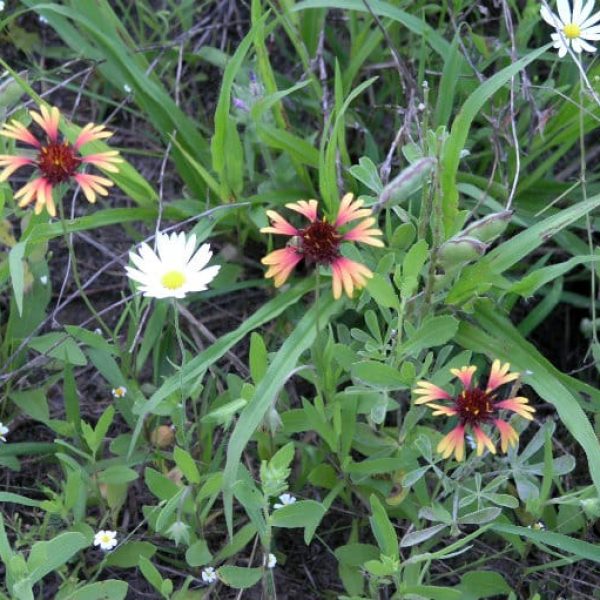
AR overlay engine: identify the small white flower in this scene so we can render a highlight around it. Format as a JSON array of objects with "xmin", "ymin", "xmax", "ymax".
[
  {"xmin": 201, "ymin": 566, "xmax": 218, "ymax": 584},
  {"xmin": 264, "ymin": 553, "xmax": 277, "ymax": 569},
  {"xmin": 39, "ymin": 275, "xmax": 48, "ymax": 285},
  {"xmin": 273, "ymin": 493, "xmax": 297, "ymax": 510},
  {"xmin": 125, "ymin": 232, "xmax": 221, "ymax": 299},
  {"xmin": 0, "ymin": 2, "xmax": 6, "ymax": 13},
  {"xmin": 167, "ymin": 520, "xmax": 190, "ymax": 546},
  {"xmin": 465, "ymin": 434, "xmax": 477, "ymax": 450},
  {"xmin": 0, "ymin": 422, "xmax": 9, "ymax": 442},
  {"xmin": 123, "ymin": 84, "xmax": 132, "ymax": 94},
  {"xmin": 94, "ymin": 328, "xmax": 103, "ymax": 335},
  {"xmin": 541, "ymin": 0, "xmax": 600, "ymax": 57},
  {"xmin": 93, "ymin": 530, "xmax": 118, "ymax": 551},
  {"xmin": 111, "ymin": 386, "xmax": 127, "ymax": 398},
  {"xmin": 39, "ymin": 15, "xmax": 48, "ymax": 24},
  {"xmin": 527, "ymin": 520, "xmax": 546, "ymax": 531}
]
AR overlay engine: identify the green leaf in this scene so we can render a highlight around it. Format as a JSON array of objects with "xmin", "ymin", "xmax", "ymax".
[
  {"xmin": 173, "ymin": 446, "xmax": 201, "ymax": 484},
  {"xmin": 351, "ymin": 361, "xmax": 408, "ymax": 390},
  {"xmin": 369, "ymin": 494, "xmax": 398, "ymax": 559},
  {"xmin": 62, "ymin": 580, "xmax": 129, "ymax": 600},
  {"xmin": 185, "ymin": 540, "xmax": 213, "ymax": 567},
  {"xmin": 440, "ymin": 44, "xmax": 550, "ymax": 232},
  {"xmin": 106, "ymin": 541, "xmax": 156, "ymax": 568},
  {"xmin": 367, "ymin": 273, "xmax": 399, "ymax": 309},
  {"xmin": 218, "ymin": 566, "xmax": 263, "ymax": 589},
  {"xmin": 398, "ymin": 315, "xmax": 459, "ymax": 356},
  {"xmin": 8, "ymin": 241, "xmax": 26, "ymax": 316},
  {"xmin": 28, "ymin": 332, "xmax": 87, "ymax": 366},
  {"xmin": 249, "ymin": 332, "xmax": 268, "ymax": 384},
  {"xmin": 334, "ymin": 543, "xmax": 380, "ymax": 567},
  {"xmin": 97, "ymin": 466, "xmax": 139, "ymax": 485},
  {"xmin": 0, "ymin": 492, "xmax": 41, "ymax": 508},
  {"xmin": 457, "ymin": 570, "xmax": 512, "ymax": 599},
  {"xmin": 223, "ymin": 293, "xmax": 340, "ymax": 536},
  {"xmin": 270, "ymin": 500, "xmax": 326, "ymax": 544},
  {"xmin": 27, "ymin": 532, "xmax": 88, "ymax": 584},
  {"xmin": 9, "ymin": 388, "xmax": 49, "ymax": 424}
]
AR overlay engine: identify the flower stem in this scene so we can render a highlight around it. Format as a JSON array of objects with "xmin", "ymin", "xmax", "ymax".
[
  {"xmin": 57, "ymin": 198, "xmax": 111, "ymax": 337},
  {"xmin": 172, "ymin": 300, "xmax": 187, "ymax": 445}
]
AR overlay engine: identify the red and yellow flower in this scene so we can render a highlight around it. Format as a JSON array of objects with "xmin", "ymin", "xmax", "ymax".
[
  {"xmin": 0, "ymin": 105, "xmax": 122, "ymax": 217},
  {"xmin": 260, "ymin": 193, "xmax": 384, "ymax": 299},
  {"xmin": 414, "ymin": 360, "xmax": 535, "ymax": 461}
]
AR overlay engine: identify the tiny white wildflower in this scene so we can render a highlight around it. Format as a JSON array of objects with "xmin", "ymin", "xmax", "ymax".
[
  {"xmin": 39, "ymin": 15, "xmax": 48, "ymax": 24},
  {"xmin": 264, "ymin": 553, "xmax": 277, "ymax": 569},
  {"xmin": 123, "ymin": 84, "xmax": 132, "ymax": 94},
  {"xmin": 417, "ymin": 102, "xmax": 426, "ymax": 111},
  {"xmin": 201, "ymin": 566, "xmax": 218, "ymax": 584},
  {"xmin": 528, "ymin": 520, "xmax": 546, "ymax": 531},
  {"xmin": 273, "ymin": 493, "xmax": 297, "ymax": 510},
  {"xmin": 39, "ymin": 275, "xmax": 48, "ymax": 285},
  {"xmin": 0, "ymin": 422, "xmax": 9, "ymax": 442},
  {"xmin": 93, "ymin": 530, "xmax": 118, "ymax": 551},
  {"xmin": 125, "ymin": 232, "xmax": 221, "ymax": 299},
  {"xmin": 94, "ymin": 328, "xmax": 103, "ymax": 335},
  {"xmin": 0, "ymin": 2, "xmax": 6, "ymax": 13},
  {"xmin": 112, "ymin": 386, "xmax": 127, "ymax": 398},
  {"xmin": 541, "ymin": 0, "xmax": 600, "ymax": 58}
]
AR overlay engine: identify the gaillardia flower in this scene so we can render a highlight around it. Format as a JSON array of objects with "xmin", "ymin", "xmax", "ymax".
[
  {"xmin": 126, "ymin": 231, "xmax": 220, "ymax": 299},
  {"xmin": 0, "ymin": 105, "xmax": 122, "ymax": 216},
  {"xmin": 414, "ymin": 360, "xmax": 535, "ymax": 461},
  {"xmin": 260, "ymin": 193, "xmax": 384, "ymax": 299},
  {"xmin": 541, "ymin": 0, "xmax": 600, "ymax": 57}
]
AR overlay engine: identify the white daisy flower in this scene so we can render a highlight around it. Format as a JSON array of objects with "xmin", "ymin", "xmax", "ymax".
[
  {"xmin": 39, "ymin": 275, "xmax": 48, "ymax": 285},
  {"xmin": 126, "ymin": 232, "xmax": 221, "ymax": 299},
  {"xmin": 273, "ymin": 493, "xmax": 297, "ymax": 510},
  {"xmin": 111, "ymin": 386, "xmax": 127, "ymax": 398},
  {"xmin": 0, "ymin": 422, "xmax": 9, "ymax": 442},
  {"xmin": 93, "ymin": 530, "xmax": 118, "ymax": 551},
  {"xmin": 201, "ymin": 566, "xmax": 218, "ymax": 584},
  {"xmin": 264, "ymin": 553, "xmax": 277, "ymax": 569},
  {"xmin": 541, "ymin": 0, "xmax": 600, "ymax": 57}
]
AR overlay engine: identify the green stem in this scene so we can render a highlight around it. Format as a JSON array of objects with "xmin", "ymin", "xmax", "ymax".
[
  {"xmin": 172, "ymin": 300, "xmax": 187, "ymax": 448},
  {"xmin": 57, "ymin": 198, "xmax": 111, "ymax": 337}
]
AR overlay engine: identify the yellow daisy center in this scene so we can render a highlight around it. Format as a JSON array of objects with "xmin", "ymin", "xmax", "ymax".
[
  {"xmin": 563, "ymin": 23, "xmax": 581, "ymax": 39},
  {"xmin": 161, "ymin": 270, "xmax": 186, "ymax": 290}
]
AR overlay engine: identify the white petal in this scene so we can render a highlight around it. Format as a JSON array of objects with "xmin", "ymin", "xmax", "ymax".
[
  {"xmin": 138, "ymin": 242, "xmax": 163, "ymax": 271},
  {"xmin": 558, "ymin": 43, "xmax": 569, "ymax": 56},
  {"xmin": 579, "ymin": 36, "xmax": 597, "ymax": 50},
  {"xmin": 541, "ymin": 5, "xmax": 562, "ymax": 26},
  {"xmin": 581, "ymin": 7, "xmax": 600, "ymax": 27},
  {"xmin": 125, "ymin": 266, "xmax": 154, "ymax": 284},
  {"xmin": 187, "ymin": 243, "xmax": 213, "ymax": 272},
  {"xmin": 579, "ymin": 0, "xmax": 596, "ymax": 23},
  {"xmin": 572, "ymin": 36, "xmax": 583, "ymax": 51},
  {"xmin": 581, "ymin": 23, "xmax": 600, "ymax": 33},
  {"xmin": 580, "ymin": 27, "xmax": 600, "ymax": 39},
  {"xmin": 185, "ymin": 265, "xmax": 221, "ymax": 291},
  {"xmin": 573, "ymin": 0, "xmax": 583, "ymax": 23},
  {"xmin": 184, "ymin": 233, "xmax": 197, "ymax": 261},
  {"xmin": 557, "ymin": 0, "xmax": 572, "ymax": 23}
]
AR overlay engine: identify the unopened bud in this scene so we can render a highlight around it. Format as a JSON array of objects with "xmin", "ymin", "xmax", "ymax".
[
  {"xmin": 151, "ymin": 425, "xmax": 175, "ymax": 448},
  {"xmin": 438, "ymin": 236, "xmax": 488, "ymax": 268},
  {"xmin": 376, "ymin": 157, "xmax": 435, "ymax": 210},
  {"xmin": 581, "ymin": 497, "xmax": 600, "ymax": 519},
  {"xmin": 461, "ymin": 210, "xmax": 513, "ymax": 243}
]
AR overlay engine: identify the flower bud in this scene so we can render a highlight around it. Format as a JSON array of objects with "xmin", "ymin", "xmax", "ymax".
[
  {"xmin": 581, "ymin": 497, "xmax": 600, "ymax": 519},
  {"xmin": 150, "ymin": 425, "xmax": 175, "ymax": 448},
  {"xmin": 376, "ymin": 157, "xmax": 435, "ymax": 210},
  {"xmin": 438, "ymin": 236, "xmax": 488, "ymax": 268},
  {"xmin": 460, "ymin": 210, "xmax": 513, "ymax": 243}
]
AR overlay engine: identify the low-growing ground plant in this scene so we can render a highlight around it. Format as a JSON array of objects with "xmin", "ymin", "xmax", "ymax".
[{"xmin": 1, "ymin": 0, "xmax": 600, "ymax": 598}]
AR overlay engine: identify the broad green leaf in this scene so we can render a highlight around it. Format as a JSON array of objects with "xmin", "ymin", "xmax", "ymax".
[
  {"xmin": 97, "ymin": 466, "xmax": 139, "ymax": 485},
  {"xmin": 398, "ymin": 315, "xmax": 459, "ymax": 356},
  {"xmin": 217, "ymin": 566, "xmax": 263, "ymax": 589},
  {"xmin": 351, "ymin": 361, "xmax": 408, "ymax": 390},
  {"xmin": 27, "ymin": 532, "xmax": 88, "ymax": 584},
  {"xmin": 62, "ymin": 580, "xmax": 128, "ymax": 600},
  {"xmin": 173, "ymin": 446, "xmax": 201, "ymax": 484},
  {"xmin": 185, "ymin": 540, "xmax": 213, "ymax": 567},
  {"xmin": 106, "ymin": 541, "xmax": 156, "ymax": 568},
  {"xmin": 8, "ymin": 241, "xmax": 26, "ymax": 316},
  {"xmin": 369, "ymin": 494, "xmax": 398, "ymax": 559},
  {"xmin": 270, "ymin": 500, "xmax": 326, "ymax": 544}
]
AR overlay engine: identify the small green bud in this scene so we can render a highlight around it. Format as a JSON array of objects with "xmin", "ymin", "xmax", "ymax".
[
  {"xmin": 581, "ymin": 497, "xmax": 600, "ymax": 519},
  {"xmin": 460, "ymin": 210, "xmax": 513, "ymax": 243},
  {"xmin": 376, "ymin": 157, "xmax": 435, "ymax": 210},
  {"xmin": 438, "ymin": 236, "xmax": 488, "ymax": 268}
]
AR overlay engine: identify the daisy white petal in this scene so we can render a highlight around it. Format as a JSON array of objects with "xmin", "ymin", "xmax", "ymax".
[
  {"xmin": 558, "ymin": 0, "xmax": 573, "ymax": 23},
  {"xmin": 126, "ymin": 232, "xmax": 220, "ymax": 299}
]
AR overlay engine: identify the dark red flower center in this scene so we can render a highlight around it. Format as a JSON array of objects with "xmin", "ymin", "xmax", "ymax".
[
  {"xmin": 37, "ymin": 141, "xmax": 81, "ymax": 184},
  {"xmin": 455, "ymin": 388, "xmax": 495, "ymax": 427},
  {"xmin": 299, "ymin": 220, "xmax": 341, "ymax": 265}
]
